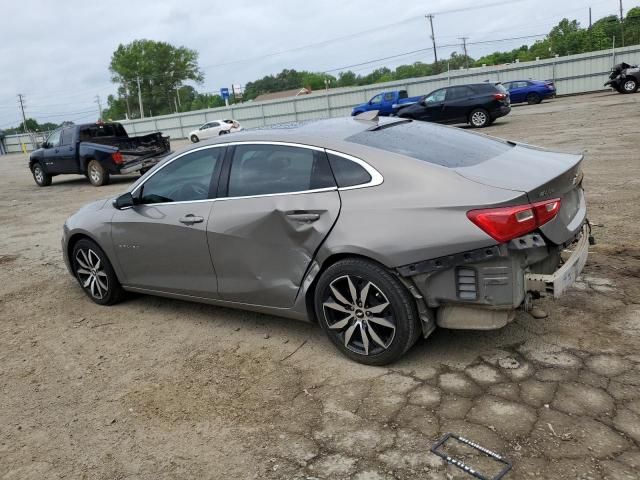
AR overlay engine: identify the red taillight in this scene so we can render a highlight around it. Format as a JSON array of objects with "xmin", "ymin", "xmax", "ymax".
[
  {"xmin": 111, "ymin": 152, "xmax": 123, "ymax": 165},
  {"xmin": 494, "ymin": 93, "xmax": 507, "ymax": 100},
  {"xmin": 467, "ymin": 198, "xmax": 561, "ymax": 243}
]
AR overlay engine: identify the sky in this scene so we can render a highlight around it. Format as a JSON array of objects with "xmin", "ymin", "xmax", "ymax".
[{"xmin": 0, "ymin": 0, "xmax": 624, "ymax": 129}]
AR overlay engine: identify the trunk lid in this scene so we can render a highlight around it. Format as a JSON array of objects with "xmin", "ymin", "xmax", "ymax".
[{"xmin": 455, "ymin": 144, "xmax": 586, "ymax": 245}]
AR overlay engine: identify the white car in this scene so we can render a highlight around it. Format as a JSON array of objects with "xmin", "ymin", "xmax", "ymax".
[{"xmin": 189, "ymin": 119, "xmax": 242, "ymax": 143}]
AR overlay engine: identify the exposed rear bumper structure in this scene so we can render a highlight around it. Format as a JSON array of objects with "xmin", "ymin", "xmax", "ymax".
[
  {"xmin": 401, "ymin": 225, "xmax": 588, "ymax": 333},
  {"xmin": 524, "ymin": 224, "xmax": 589, "ymax": 298}
]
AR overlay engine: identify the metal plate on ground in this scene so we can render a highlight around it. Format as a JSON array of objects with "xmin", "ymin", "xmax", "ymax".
[{"xmin": 431, "ymin": 433, "xmax": 512, "ymax": 480}]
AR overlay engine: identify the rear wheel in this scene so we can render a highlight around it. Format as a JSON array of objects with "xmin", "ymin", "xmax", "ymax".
[
  {"xmin": 526, "ymin": 92, "xmax": 542, "ymax": 104},
  {"xmin": 190, "ymin": 134, "xmax": 199, "ymax": 143},
  {"xmin": 314, "ymin": 258, "xmax": 421, "ymax": 366},
  {"xmin": 87, "ymin": 160, "xmax": 109, "ymax": 186},
  {"xmin": 469, "ymin": 108, "xmax": 490, "ymax": 128},
  {"xmin": 72, "ymin": 239, "xmax": 124, "ymax": 306},
  {"xmin": 31, "ymin": 162, "xmax": 52, "ymax": 187},
  {"xmin": 622, "ymin": 78, "xmax": 638, "ymax": 94},
  {"xmin": 219, "ymin": 130, "xmax": 228, "ymax": 136}
]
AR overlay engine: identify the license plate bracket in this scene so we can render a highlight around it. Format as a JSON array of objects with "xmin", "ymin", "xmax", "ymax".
[{"xmin": 431, "ymin": 433, "xmax": 512, "ymax": 480}]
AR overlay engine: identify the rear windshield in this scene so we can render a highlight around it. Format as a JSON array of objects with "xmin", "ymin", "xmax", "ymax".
[
  {"xmin": 346, "ymin": 121, "xmax": 513, "ymax": 168},
  {"xmin": 79, "ymin": 123, "xmax": 127, "ymax": 140}
]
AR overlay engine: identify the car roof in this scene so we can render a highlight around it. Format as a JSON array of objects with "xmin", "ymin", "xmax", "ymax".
[{"xmin": 194, "ymin": 116, "xmax": 391, "ymax": 150}]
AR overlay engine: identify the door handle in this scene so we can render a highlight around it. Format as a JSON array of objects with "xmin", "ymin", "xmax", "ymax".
[
  {"xmin": 179, "ymin": 214, "xmax": 204, "ymax": 225},
  {"xmin": 286, "ymin": 212, "xmax": 320, "ymax": 223}
]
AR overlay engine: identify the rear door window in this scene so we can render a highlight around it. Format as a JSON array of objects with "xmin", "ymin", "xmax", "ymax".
[
  {"xmin": 445, "ymin": 86, "xmax": 473, "ymax": 100},
  {"xmin": 60, "ymin": 128, "xmax": 73, "ymax": 146},
  {"xmin": 227, "ymin": 144, "xmax": 335, "ymax": 197},
  {"xmin": 399, "ymin": 90, "xmax": 408, "ymax": 99}
]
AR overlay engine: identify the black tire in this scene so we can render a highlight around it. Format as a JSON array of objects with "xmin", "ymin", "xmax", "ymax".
[
  {"xmin": 468, "ymin": 108, "xmax": 490, "ymax": 128},
  {"xmin": 219, "ymin": 129, "xmax": 229, "ymax": 136},
  {"xmin": 622, "ymin": 78, "xmax": 638, "ymax": 94},
  {"xmin": 31, "ymin": 162, "xmax": 52, "ymax": 187},
  {"xmin": 190, "ymin": 134, "xmax": 199, "ymax": 143},
  {"xmin": 87, "ymin": 159, "xmax": 110, "ymax": 186},
  {"xmin": 314, "ymin": 258, "xmax": 421, "ymax": 366},
  {"xmin": 71, "ymin": 238, "xmax": 124, "ymax": 306},
  {"xmin": 526, "ymin": 92, "xmax": 542, "ymax": 105}
]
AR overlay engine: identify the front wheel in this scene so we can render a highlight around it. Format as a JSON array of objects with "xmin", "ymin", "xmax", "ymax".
[
  {"xmin": 314, "ymin": 258, "xmax": 421, "ymax": 365},
  {"xmin": 469, "ymin": 108, "xmax": 490, "ymax": 128},
  {"xmin": 87, "ymin": 160, "xmax": 110, "ymax": 186},
  {"xmin": 190, "ymin": 134, "xmax": 199, "ymax": 143},
  {"xmin": 32, "ymin": 162, "xmax": 52, "ymax": 187},
  {"xmin": 622, "ymin": 78, "xmax": 638, "ymax": 94},
  {"xmin": 72, "ymin": 239, "xmax": 124, "ymax": 306},
  {"xmin": 219, "ymin": 130, "xmax": 229, "ymax": 136}
]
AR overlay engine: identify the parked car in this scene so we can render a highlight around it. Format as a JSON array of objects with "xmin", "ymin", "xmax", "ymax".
[
  {"xmin": 189, "ymin": 119, "xmax": 242, "ymax": 143},
  {"xmin": 351, "ymin": 90, "xmax": 422, "ymax": 116},
  {"xmin": 502, "ymin": 79, "xmax": 556, "ymax": 104},
  {"xmin": 397, "ymin": 83, "xmax": 511, "ymax": 128},
  {"xmin": 605, "ymin": 62, "xmax": 639, "ymax": 94},
  {"xmin": 29, "ymin": 122, "xmax": 171, "ymax": 187},
  {"xmin": 62, "ymin": 116, "xmax": 588, "ymax": 365}
]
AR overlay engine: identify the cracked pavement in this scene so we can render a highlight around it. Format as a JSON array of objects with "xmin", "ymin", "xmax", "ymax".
[{"xmin": 1, "ymin": 92, "xmax": 639, "ymax": 479}]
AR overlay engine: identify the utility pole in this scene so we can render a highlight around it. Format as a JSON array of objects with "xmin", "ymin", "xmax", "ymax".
[
  {"xmin": 17, "ymin": 94, "xmax": 28, "ymax": 132},
  {"xmin": 426, "ymin": 14, "xmax": 438, "ymax": 71},
  {"xmin": 589, "ymin": 7, "xmax": 592, "ymax": 29},
  {"xmin": 124, "ymin": 85, "xmax": 131, "ymax": 120},
  {"xmin": 460, "ymin": 37, "xmax": 469, "ymax": 68},
  {"xmin": 136, "ymin": 76, "xmax": 144, "ymax": 119},
  {"xmin": 619, "ymin": 0, "xmax": 625, "ymax": 47},
  {"xmin": 95, "ymin": 95, "xmax": 103, "ymax": 120}
]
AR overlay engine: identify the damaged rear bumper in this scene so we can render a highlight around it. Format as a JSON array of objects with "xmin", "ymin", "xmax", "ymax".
[{"xmin": 524, "ymin": 224, "xmax": 589, "ymax": 298}]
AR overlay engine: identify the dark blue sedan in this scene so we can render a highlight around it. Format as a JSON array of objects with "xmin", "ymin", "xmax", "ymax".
[{"xmin": 502, "ymin": 80, "xmax": 556, "ymax": 104}]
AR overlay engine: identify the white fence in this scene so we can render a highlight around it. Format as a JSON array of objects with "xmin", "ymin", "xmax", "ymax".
[{"xmin": 3, "ymin": 44, "xmax": 639, "ymax": 154}]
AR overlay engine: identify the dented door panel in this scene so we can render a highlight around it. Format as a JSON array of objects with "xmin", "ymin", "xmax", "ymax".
[{"xmin": 208, "ymin": 191, "xmax": 341, "ymax": 307}]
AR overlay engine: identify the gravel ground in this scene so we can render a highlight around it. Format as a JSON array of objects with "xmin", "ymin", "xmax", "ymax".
[{"xmin": 1, "ymin": 91, "xmax": 639, "ymax": 480}]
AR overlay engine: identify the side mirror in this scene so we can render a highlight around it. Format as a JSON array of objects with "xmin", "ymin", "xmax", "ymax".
[{"xmin": 114, "ymin": 192, "xmax": 135, "ymax": 209}]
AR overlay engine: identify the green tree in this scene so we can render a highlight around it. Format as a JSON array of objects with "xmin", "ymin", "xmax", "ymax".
[
  {"xmin": 337, "ymin": 71, "xmax": 357, "ymax": 86},
  {"xmin": 108, "ymin": 39, "xmax": 203, "ymax": 119}
]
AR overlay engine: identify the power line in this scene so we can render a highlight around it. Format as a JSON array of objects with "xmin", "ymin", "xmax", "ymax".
[
  {"xmin": 322, "ymin": 33, "xmax": 547, "ymax": 73},
  {"xmin": 197, "ymin": 0, "xmax": 523, "ymax": 71}
]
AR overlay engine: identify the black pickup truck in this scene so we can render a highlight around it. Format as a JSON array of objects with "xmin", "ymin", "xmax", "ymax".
[{"xmin": 29, "ymin": 122, "xmax": 171, "ymax": 187}]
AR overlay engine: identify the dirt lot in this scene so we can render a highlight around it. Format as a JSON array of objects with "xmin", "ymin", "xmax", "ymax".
[{"xmin": 1, "ymin": 91, "xmax": 639, "ymax": 480}]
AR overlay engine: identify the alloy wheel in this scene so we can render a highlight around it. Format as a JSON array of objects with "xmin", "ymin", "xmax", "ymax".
[
  {"xmin": 623, "ymin": 80, "xmax": 636, "ymax": 92},
  {"xmin": 33, "ymin": 166, "xmax": 44, "ymax": 183},
  {"xmin": 471, "ymin": 111, "xmax": 487, "ymax": 127},
  {"xmin": 75, "ymin": 248, "xmax": 109, "ymax": 299},
  {"xmin": 89, "ymin": 164, "xmax": 101, "ymax": 184},
  {"xmin": 322, "ymin": 275, "xmax": 396, "ymax": 356}
]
